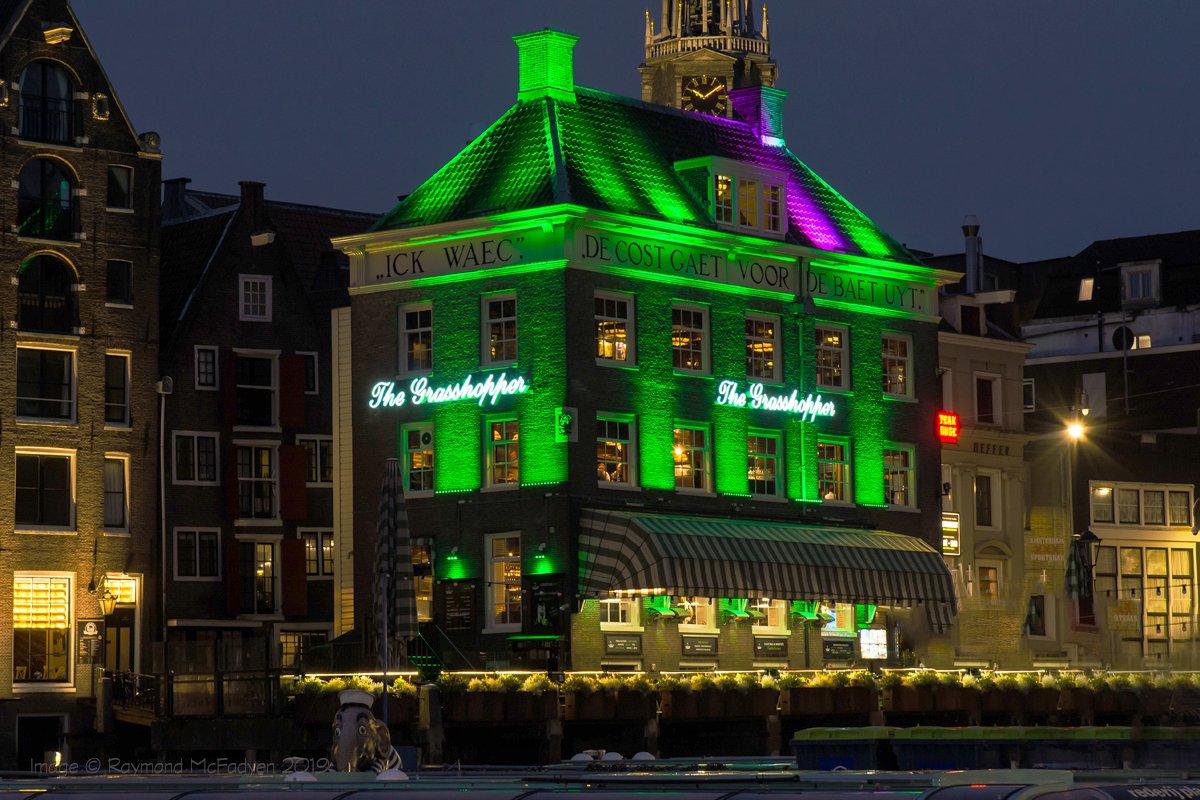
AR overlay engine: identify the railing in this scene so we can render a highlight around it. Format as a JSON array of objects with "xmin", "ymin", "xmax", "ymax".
[
  {"xmin": 19, "ymin": 98, "xmax": 74, "ymax": 144},
  {"xmin": 17, "ymin": 196, "xmax": 74, "ymax": 240},
  {"xmin": 648, "ymin": 35, "xmax": 768, "ymax": 59},
  {"xmin": 111, "ymin": 671, "xmax": 162, "ymax": 716},
  {"xmin": 165, "ymin": 669, "xmax": 283, "ymax": 717}
]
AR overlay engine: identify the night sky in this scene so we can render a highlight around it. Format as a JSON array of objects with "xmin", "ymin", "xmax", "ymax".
[{"xmin": 73, "ymin": 1, "xmax": 1199, "ymax": 263}]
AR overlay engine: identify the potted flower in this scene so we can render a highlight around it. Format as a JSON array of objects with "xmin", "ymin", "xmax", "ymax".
[
  {"xmin": 562, "ymin": 674, "xmax": 611, "ymax": 720},
  {"xmin": 465, "ymin": 675, "xmax": 509, "ymax": 722},
  {"xmin": 374, "ymin": 676, "xmax": 419, "ymax": 724},
  {"xmin": 883, "ymin": 670, "xmax": 936, "ymax": 713},
  {"xmin": 435, "ymin": 672, "xmax": 470, "ymax": 723},
  {"xmin": 656, "ymin": 673, "xmax": 697, "ymax": 719},
  {"xmin": 723, "ymin": 672, "xmax": 779, "ymax": 717},
  {"xmin": 505, "ymin": 673, "xmax": 559, "ymax": 721}
]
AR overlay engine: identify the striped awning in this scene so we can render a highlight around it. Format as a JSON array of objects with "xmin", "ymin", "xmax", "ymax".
[{"xmin": 579, "ymin": 508, "xmax": 957, "ymax": 610}]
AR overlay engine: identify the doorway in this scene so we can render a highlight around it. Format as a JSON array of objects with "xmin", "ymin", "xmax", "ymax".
[
  {"xmin": 16, "ymin": 714, "xmax": 64, "ymax": 772},
  {"xmin": 104, "ymin": 605, "xmax": 135, "ymax": 673}
]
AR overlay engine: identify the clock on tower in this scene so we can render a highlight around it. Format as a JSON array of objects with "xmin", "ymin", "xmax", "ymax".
[{"xmin": 681, "ymin": 74, "xmax": 728, "ymax": 116}]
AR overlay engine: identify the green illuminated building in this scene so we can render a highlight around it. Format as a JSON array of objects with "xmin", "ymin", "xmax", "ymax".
[{"xmin": 332, "ymin": 25, "xmax": 959, "ymax": 672}]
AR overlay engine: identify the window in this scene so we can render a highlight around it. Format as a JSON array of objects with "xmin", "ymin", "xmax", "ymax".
[
  {"xmin": 752, "ymin": 599, "xmax": 788, "ymax": 633},
  {"xmin": 1169, "ymin": 491, "xmax": 1192, "ymax": 526},
  {"xmin": 298, "ymin": 436, "xmax": 333, "ymax": 485},
  {"xmin": 486, "ymin": 419, "xmax": 519, "ymax": 488},
  {"xmin": 13, "ymin": 575, "xmax": 71, "ymax": 684},
  {"xmin": 594, "ymin": 292, "xmax": 633, "ymax": 364},
  {"xmin": 747, "ymin": 433, "xmax": 781, "ymax": 497},
  {"xmin": 414, "ymin": 542, "xmax": 433, "ymax": 622},
  {"xmin": 599, "ymin": 597, "xmax": 640, "ymax": 628},
  {"xmin": 673, "ymin": 425, "xmax": 710, "ymax": 492},
  {"xmin": 175, "ymin": 529, "xmax": 220, "ymax": 579},
  {"xmin": 486, "ymin": 533, "xmax": 521, "ymax": 630},
  {"xmin": 1025, "ymin": 594, "xmax": 1051, "ymax": 637},
  {"xmin": 1093, "ymin": 482, "xmax": 1194, "ymax": 528},
  {"xmin": 707, "ymin": 167, "xmax": 786, "ymax": 237},
  {"xmin": 883, "ymin": 446, "xmax": 914, "ymax": 508},
  {"xmin": 596, "ymin": 416, "xmax": 633, "ymax": 486},
  {"xmin": 745, "ymin": 314, "xmax": 779, "ymax": 381},
  {"xmin": 1077, "ymin": 277, "xmax": 1094, "ymax": 302},
  {"xmin": 195, "ymin": 346, "xmax": 218, "ymax": 390},
  {"xmin": 106, "ymin": 166, "xmax": 133, "ymax": 209},
  {"xmin": 737, "ymin": 178, "xmax": 758, "ymax": 228},
  {"xmin": 1091, "ymin": 486, "xmax": 1114, "ymax": 523},
  {"xmin": 1121, "ymin": 262, "xmax": 1159, "ymax": 306},
  {"xmin": 18, "ymin": 158, "xmax": 75, "ymax": 240},
  {"xmin": 106, "ymin": 260, "xmax": 132, "ymax": 305},
  {"xmin": 235, "ymin": 354, "xmax": 276, "ymax": 427},
  {"xmin": 975, "ymin": 471, "xmax": 997, "ymax": 528},
  {"xmin": 299, "ymin": 352, "xmax": 318, "ymax": 394},
  {"xmin": 104, "ymin": 353, "xmax": 130, "ymax": 425},
  {"xmin": 976, "ymin": 560, "xmax": 1002, "ymax": 603},
  {"xmin": 1095, "ymin": 544, "xmax": 1195, "ymax": 657},
  {"xmin": 237, "ymin": 445, "xmax": 277, "ymax": 519},
  {"xmin": 817, "ymin": 440, "xmax": 850, "ymax": 502},
  {"xmin": 1023, "ymin": 378, "xmax": 1035, "ymax": 413},
  {"xmin": 714, "ymin": 175, "xmax": 733, "ymax": 224},
  {"xmin": 1144, "ymin": 490, "xmax": 1166, "ymax": 525},
  {"xmin": 483, "ymin": 295, "xmax": 518, "ymax": 365},
  {"xmin": 103, "ymin": 456, "xmax": 127, "ymax": 530},
  {"xmin": 15, "ymin": 451, "xmax": 72, "ymax": 528},
  {"xmin": 239, "ymin": 275, "xmax": 272, "ymax": 322},
  {"xmin": 677, "ymin": 596, "xmax": 716, "ymax": 630},
  {"xmin": 239, "ymin": 541, "xmax": 276, "ymax": 614},
  {"xmin": 173, "ymin": 432, "xmax": 218, "ymax": 484},
  {"xmin": 1131, "ymin": 333, "xmax": 1152, "ymax": 350},
  {"xmin": 763, "ymin": 184, "xmax": 783, "ymax": 232},
  {"xmin": 403, "ymin": 424, "xmax": 435, "ymax": 493},
  {"xmin": 280, "ymin": 631, "xmax": 328, "ymax": 670},
  {"xmin": 881, "ymin": 333, "xmax": 912, "ymax": 398},
  {"xmin": 19, "ymin": 61, "xmax": 74, "ymax": 143},
  {"xmin": 974, "ymin": 374, "xmax": 999, "ymax": 425},
  {"xmin": 815, "ymin": 325, "xmax": 848, "ymax": 390},
  {"xmin": 1118, "ymin": 488, "xmax": 1140, "ymax": 524},
  {"xmin": 301, "ymin": 530, "xmax": 334, "ymax": 577},
  {"xmin": 18, "ymin": 255, "xmax": 76, "ymax": 333},
  {"xmin": 399, "ymin": 304, "xmax": 432, "ymax": 374},
  {"xmin": 671, "ymin": 304, "xmax": 707, "ymax": 373},
  {"xmin": 16, "ymin": 347, "xmax": 74, "ymax": 420}
]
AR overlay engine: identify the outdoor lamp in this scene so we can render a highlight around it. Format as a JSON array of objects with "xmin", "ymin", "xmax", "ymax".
[{"xmin": 99, "ymin": 589, "xmax": 117, "ymax": 616}]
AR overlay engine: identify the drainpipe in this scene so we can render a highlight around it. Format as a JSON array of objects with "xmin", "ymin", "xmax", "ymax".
[{"xmin": 157, "ymin": 377, "xmax": 173, "ymax": 673}]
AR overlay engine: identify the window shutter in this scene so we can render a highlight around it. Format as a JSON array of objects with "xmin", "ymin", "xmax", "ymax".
[
  {"xmin": 224, "ymin": 443, "xmax": 240, "ymax": 518},
  {"xmin": 279, "ymin": 445, "xmax": 308, "ymax": 520},
  {"xmin": 279, "ymin": 354, "xmax": 305, "ymax": 428},
  {"xmin": 225, "ymin": 541, "xmax": 242, "ymax": 615},
  {"xmin": 281, "ymin": 538, "xmax": 308, "ymax": 617},
  {"xmin": 222, "ymin": 348, "xmax": 238, "ymax": 425}
]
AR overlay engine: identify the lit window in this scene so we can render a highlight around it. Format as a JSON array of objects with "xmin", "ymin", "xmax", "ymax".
[
  {"xmin": 737, "ymin": 178, "xmax": 759, "ymax": 227},
  {"xmin": 235, "ymin": 354, "xmax": 276, "ymax": 427},
  {"xmin": 238, "ymin": 541, "xmax": 275, "ymax": 614},
  {"xmin": 1131, "ymin": 334, "xmax": 1152, "ymax": 350},
  {"xmin": 173, "ymin": 432, "xmax": 218, "ymax": 484},
  {"xmin": 1122, "ymin": 263, "xmax": 1158, "ymax": 306},
  {"xmin": 883, "ymin": 446, "xmax": 914, "ymax": 507},
  {"xmin": 714, "ymin": 174, "xmax": 733, "ymax": 224},
  {"xmin": 414, "ymin": 543, "xmax": 433, "ymax": 622},
  {"xmin": 13, "ymin": 574, "xmax": 71, "ymax": 683},
  {"xmin": 747, "ymin": 433, "xmax": 780, "ymax": 497},
  {"xmin": 237, "ymin": 445, "xmax": 277, "ymax": 519},
  {"xmin": 1023, "ymin": 378, "xmax": 1035, "ymax": 413},
  {"xmin": 600, "ymin": 597, "xmax": 640, "ymax": 628},
  {"xmin": 106, "ymin": 165, "xmax": 133, "ymax": 209},
  {"xmin": 15, "ymin": 451, "xmax": 72, "ymax": 528},
  {"xmin": 815, "ymin": 326, "xmax": 847, "ymax": 390},
  {"xmin": 487, "ymin": 533, "xmax": 522, "ymax": 629},
  {"xmin": 103, "ymin": 456, "xmax": 127, "ymax": 529},
  {"xmin": 17, "ymin": 346, "xmax": 74, "ymax": 420},
  {"xmin": 594, "ymin": 292, "xmax": 633, "ymax": 364},
  {"xmin": 976, "ymin": 561, "xmax": 1002, "ymax": 603},
  {"xmin": 301, "ymin": 530, "xmax": 335, "ymax": 576},
  {"xmin": 239, "ymin": 275, "xmax": 272, "ymax": 322},
  {"xmin": 298, "ymin": 436, "xmax": 333, "ymax": 485},
  {"xmin": 106, "ymin": 260, "xmax": 132, "ymax": 305},
  {"xmin": 752, "ymin": 599, "xmax": 788, "ymax": 632},
  {"xmin": 673, "ymin": 425, "xmax": 710, "ymax": 492},
  {"xmin": 175, "ymin": 529, "xmax": 220, "ymax": 579},
  {"xmin": 487, "ymin": 419, "xmax": 519, "ymax": 487},
  {"xmin": 483, "ymin": 295, "xmax": 518, "ymax": 365},
  {"xmin": 1144, "ymin": 490, "xmax": 1166, "ymax": 525},
  {"xmin": 596, "ymin": 416, "xmax": 633, "ymax": 485},
  {"xmin": 745, "ymin": 314, "xmax": 779, "ymax": 381},
  {"xmin": 1169, "ymin": 491, "xmax": 1191, "ymax": 526},
  {"xmin": 404, "ymin": 424, "xmax": 435, "ymax": 493},
  {"xmin": 1090, "ymin": 485, "xmax": 1114, "ymax": 523},
  {"xmin": 1118, "ymin": 488, "xmax": 1140, "ymax": 524},
  {"xmin": 399, "ymin": 304, "xmax": 433, "ymax": 374},
  {"xmin": 818, "ymin": 440, "xmax": 850, "ymax": 502},
  {"xmin": 671, "ymin": 304, "xmax": 707, "ymax": 373},
  {"xmin": 195, "ymin": 346, "xmax": 218, "ymax": 390},
  {"xmin": 1078, "ymin": 277, "xmax": 1094, "ymax": 302},
  {"xmin": 881, "ymin": 333, "xmax": 912, "ymax": 398},
  {"xmin": 763, "ymin": 184, "xmax": 783, "ymax": 232},
  {"xmin": 678, "ymin": 596, "xmax": 716, "ymax": 630},
  {"xmin": 104, "ymin": 353, "xmax": 130, "ymax": 426}
]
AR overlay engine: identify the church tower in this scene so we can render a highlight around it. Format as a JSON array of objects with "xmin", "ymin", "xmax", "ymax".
[{"xmin": 640, "ymin": 0, "xmax": 776, "ymax": 117}]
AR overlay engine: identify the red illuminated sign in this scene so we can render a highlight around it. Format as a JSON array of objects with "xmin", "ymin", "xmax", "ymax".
[{"xmin": 937, "ymin": 411, "xmax": 960, "ymax": 443}]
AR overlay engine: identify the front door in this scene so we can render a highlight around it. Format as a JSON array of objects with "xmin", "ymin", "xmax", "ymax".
[{"xmin": 104, "ymin": 605, "xmax": 135, "ymax": 673}]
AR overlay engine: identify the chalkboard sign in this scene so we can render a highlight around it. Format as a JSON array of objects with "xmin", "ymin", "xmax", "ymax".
[
  {"xmin": 77, "ymin": 620, "xmax": 104, "ymax": 665},
  {"xmin": 682, "ymin": 635, "xmax": 718, "ymax": 656},
  {"xmin": 605, "ymin": 634, "xmax": 642, "ymax": 655},
  {"xmin": 529, "ymin": 579, "xmax": 563, "ymax": 631},
  {"xmin": 441, "ymin": 581, "xmax": 476, "ymax": 632},
  {"xmin": 822, "ymin": 637, "xmax": 855, "ymax": 661},
  {"xmin": 754, "ymin": 637, "xmax": 788, "ymax": 658}
]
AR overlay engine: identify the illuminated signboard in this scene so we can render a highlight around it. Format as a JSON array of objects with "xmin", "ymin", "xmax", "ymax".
[
  {"xmin": 941, "ymin": 512, "xmax": 960, "ymax": 556},
  {"xmin": 859, "ymin": 628, "xmax": 888, "ymax": 660},
  {"xmin": 369, "ymin": 373, "xmax": 529, "ymax": 409},
  {"xmin": 937, "ymin": 411, "xmax": 960, "ymax": 443},
  {"xmin": 715, "ymin": 380, "xmax": 836, "ymax": 422}
]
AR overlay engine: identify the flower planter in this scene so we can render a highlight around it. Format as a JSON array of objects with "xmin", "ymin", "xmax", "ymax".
[
  {"xmin": 613, "ymin": 691, "xmax": 657, "ymax": 720},
  {"xmin": 466, "ymin": 691, "xmax": 507, "ymax": 722},
  {"xmin": 884, "ymin": 685, "xmax": 934, "ymax": 713},
  {"xmin": 1057, "ymin": 687, "xmax": 1093, "ymax": 713},
  {"xmin": 659, "ymin": 689, "xmax": 698, "ymax": 719},
  {"xmin": 1023, "ymin": 687, "xmax": 1060, "ymax": 720},
  {"xmin": 1139, "ymin": 688, "xmax": 1173, "ymax": 720},
  {"xmin": 504, "ymin": 690, "xmax": 559, "ymax": 721},
  {"xmin": 564, "ymin": 691, "xmax": 616, "ymax": 721},
  {"xmin": 1092, "ymin": 688, "xmax": 1139, "ymax": 718},
  {"xmin": 373, "ymin": 694, "xmax": 418, "ymax": 724},
  {"xmin": 293, "ymin": 693, "xmax": 341, "ymax": 725},
  {"xmin": 933, "ymin": 686, "xmax": 977, "ymax": 715},
  {"xmin": 779, "ymin": 687, "xmax": 835, "ymax": 716},
  {"xmin": 729, "ymin": 687, "xmax": 780, "ymax": 717}
]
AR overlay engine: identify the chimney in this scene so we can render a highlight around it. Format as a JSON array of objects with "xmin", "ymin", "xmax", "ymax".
[
  {"xmin": 729, "ymin": 85, "xmax": 787, "ymax": 146},
  {"xmin": 162, "ymin": 177, "xmax": 191, "ymax": 222},
  {"xmin": 513, "ymin": 29, "xmax": 580, "ymax": 104},
  {"xmin": 239, "ymin": 180, "xmax": 266, "ymax": 230},
  {"xmin": 962, "ymin": 214, "xmax": 981, "ymax": 295}
]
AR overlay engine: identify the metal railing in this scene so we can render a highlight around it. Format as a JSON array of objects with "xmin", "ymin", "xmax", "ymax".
[
  {"xmin": 165, "ymin": 669, "xmax": 283, "ymax": 718},
  {"xmin": 19, "ymin": 98, "xmax": 74, "ymax": 144},
  {"xmin": 111, "ymin": 671, "xmax": 161, "ymax": 716},
  {"xmin": 648, "ymin": 35, "xmax": 768, "ymax": 59}
]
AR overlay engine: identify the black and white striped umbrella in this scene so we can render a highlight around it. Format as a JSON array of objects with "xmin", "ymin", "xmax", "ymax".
[{"xmin": 375, "ymin": 458, "xmax": 417, "ymax": 669}]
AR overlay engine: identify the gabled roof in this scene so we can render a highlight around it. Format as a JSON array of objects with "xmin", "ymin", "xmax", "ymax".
[
  {"xmin": 372, "ymin": 87, "xmax": 915, "ymax": 264},
  {"xmin": 159, "ymin": 208, "xmax": 235, "ymax": 343}
]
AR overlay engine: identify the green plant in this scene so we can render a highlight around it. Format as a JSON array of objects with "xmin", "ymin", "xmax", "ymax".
[
  {"xmin": 344, "ymin": 675, "xmax": 383, "ymax": 694},
  {"xmin": 621, "ymin": 673, "xmax": 654, "ymax": 694},
  {"xmin": 877, "ymin": 672, "xmax": 903, "ymax": 690},
  {"xmin": 561, "ymin": 674, "xmax": 599, "ymax": 694},
  {"xmin": 1087, "ymin": 672, "xmax": 1108, "ymax": 692},
  {"xmin": 387, "ymin": 676, "xmax": 418, "ymax": 698},
  {"xmin": 735, "ymin": 673, "xmax": 762, "ymax": 691},
  {"xmin": 287, "ymin": 675, "xmax": 327, "ymax": 697},
  {"xmin": 1107, "ymin": 673, "xmax": 1133, "ymax": 690},
  {"xmin": 776, "ymin": 672, "xmax": 809, "ymax": 689},
  {"xmin": 760, "ymin": 674, "xmax": 778, "ymax": 690},
  {"xmin": 496, "ymin": 673, "xmax": 522, "ymax": 692},
  {"xmin": 519, "ymin": 673, "xmax": 554, "ymax": 694},
  {"xmin": 323, "ymin": 677, "xmax": 348, "ymax": 694},
  {"xmin": 906, "ymin": 670, "xmax": 939, "ymax": 688},
  {"xmin": 847, "ymin": 670, "xmax": 877, "ymax": 689},
  {"xmin": 936, "ymin": 671, "xmax": 963, "ymax": 688},
  {"xmin": 1039, "ymin": 673, "xmax": 1057, "ymax": 690},
  {"xmin": 654, "ymin": 674, "xmax": 684, "ymax": 692},
  {"xmin": 1055, "ymin": 672, "xmax": 1086, "ymax": 690},
  {"xmin": 961, "ymin": 674, "xmax": 978, "ymax": 690},
  {"xmin": 689, "ymin": 673, "xmax": 716, "ymax": 691},
  {"xmin": 1016, "ymin": 673, "xmax": 1039, "ymax": 692},
  {"xmin": 974, "ymin": 673, "xmax": 996, "ymax": 691},
  {"xmin": 715, "ymin": 673, "xmax": 740, "ymax": 691},
  {"xmin": 436, "ymin": 673, "xmax": 469, "ymax": 694},
  {"xmin": 598, "ymin": 675, "xmax": 624, "ymax": 693},
  {"xmin": 1130, "ymin": 673, "xmax": 1153, "ymax": 691},
  {"xmin": 993, "ymin": 673, "xmax": 1020, "ymax": 691}
]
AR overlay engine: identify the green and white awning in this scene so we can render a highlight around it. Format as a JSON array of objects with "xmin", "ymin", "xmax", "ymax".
[{"xmin": 578, "ymin": 508, "xmax": 956, "ymax": 611}]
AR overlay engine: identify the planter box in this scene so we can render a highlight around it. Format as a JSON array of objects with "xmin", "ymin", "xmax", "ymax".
[
  {"xmin": 613, "ymin": 691, "xmax": 657, "ymax": 720},
  {"xmin": 729, "ymin": 687, "xmax": 780, "ymax": 717},
  {"xmin": 659, "ymin": 689, "xmax": 697, "ymax": 719},
  {"xmin": 504, "ymin": 691, "xmax": 559, "ymax": 721},
  {"xmin": 292, "ymin": 693, "xmax": 341, "ymax": 725},
  {"xmin": 564, "ymin": 691, "xmax": 616, "ymax": 721},
  {"xmin": 373, "ymin": 694, "xmax": 418, "ymax": 724},
  {"xmin": 441, "ymin": 691, "xmax": 507, "ymax": 723},
  {"xmin": 884, "ymin": 685, "xmax": 934, "ymax": 713},
  {"xmin": 1057, "ymin": 687, "xmax": 1093, "ymax": 712},
  {"xmin": 780, "ymin": 687, "xmax": 834, "ymax": 716},
  {"xmin": 933, "ymin": 686, "xmax": 978, "ymax": 715},
  {"xmin": 1024, "ymin": 688, "xmax": 1060, "ymax": 719}
]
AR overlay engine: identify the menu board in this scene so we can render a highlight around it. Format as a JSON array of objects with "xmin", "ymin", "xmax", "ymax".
[
  {"xmin": 77, "ymin": 620, "xmax": 104, "ymax": 665},
  {"xmin": 682, "ymin": 636, "xmax": 718, "ymax": 656},
  {"xmin": 441, "ymin": 580, "xmax": 476, "ymax": 632},
  {"xmin": 753, "ymin": 637, "xmax": 788, "ymax": 658},
  {"xmin": 605, "ymin": 634, "xmax": 642, "ymax": 655},
  {"xmin": 822, "ymin": 637, "xmax": 855, "ymax": 661}
]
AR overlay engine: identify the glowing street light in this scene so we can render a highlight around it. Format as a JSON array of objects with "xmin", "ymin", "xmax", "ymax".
[{"xmin": 1067, "ymin": 422, "xmax": 1085, "ymax": 441}]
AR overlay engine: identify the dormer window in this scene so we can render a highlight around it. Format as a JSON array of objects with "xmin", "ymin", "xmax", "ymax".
[
  {"xmin": 1120, "ymin": 260, "xmax": 1160, "ymax": 308},
  {"xmin": 677, "ymin": 157, "xmax": 788, "ymax": 239}
]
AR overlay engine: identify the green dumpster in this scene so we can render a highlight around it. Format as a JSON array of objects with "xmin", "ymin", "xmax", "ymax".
[
  {"xmin": 1021, "ymin": 726, "xmax": 1129, "ymax": 769},
  {"xmin": 1131, "ymin": 726, "xmax": 1200, "ymax": 769},
  {"xmin": 892, "ymin": 726, "xmax": 1017, "ymax": 770},
  {"xmin": 791, "ymin": 726, "xmax": 898, "ymax": 770}
]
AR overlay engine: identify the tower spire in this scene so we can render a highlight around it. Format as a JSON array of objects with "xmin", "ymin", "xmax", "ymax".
[
  {"xmin": 762, "ymin": 3, "xmax": 768, "ymax": 40},
  {"xmin": 645, "ymin": 9, "xmax": 652, "ymax": 45}
]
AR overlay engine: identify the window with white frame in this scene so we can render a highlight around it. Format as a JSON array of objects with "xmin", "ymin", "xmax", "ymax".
[
  {"xmin": 747, "ymin": 432, "xmax": 781, "ymax": 497},
  {"xmin": 104, "ymin": 353, "xmax": 130, "ymax": 426},
  {"xmin": 1089, "ymin": 482, "xmax": 1193, "ymax": 528},
  {"xmin": 671, "ymin": 304, "xmax": 708, "ymax": 373},
  {"xmin": 596, "ymin": 416, "xmax": 634, "ymax": 486},
  {"xmin": 195, "ymin": 346, "xmax": 218, "ymax": 390},
  {"xmin": 673, "ymin": 425, "xmax": 710, "ymax": 492},
  {"xmin": 1095, "ymin": 544, "xmax": 1194, "ymax": 657},
  {"xmin": 234, "ymin": 353, "xmax": 277, "ymax": 428},
  {"xmin": 236, "ymin": 444, "xmax": 277, "ymax": 519},
  {"xmin": 595, "ymin": 292, "xmax": 634, "ymax": 364},
  {"xmin": 714, "ymin": 175, "xmax": 733, "ymax": 224},
  {"xmin": 1023, "ymin": 378, "xmax": 1035, "ymax": 412},
  {"xmin": 704, "ymin": 164, "xmax": 786, "ymax": 238},
  {"xmin": 737, "ymin": 178, "xmax": 759, "ymax": 228},
  {"xmin": 299, "ymin": 351, "xmax": 318, "ymax": 394},
  {"xmin": 16, "ymin": 346, "xmax": 74, "ymax": 421},
  {"xmin": 15, "ymin": 449, "xmax": 73, "ymax": 529},
  {"xmin": 599, "ymin": 597, "xmax": 641, "ymax": 629},
  {"xmin": 678, "ymin": 596, "xmax": 717, "ymax": 631},
  {"xmin": 483, "ymin": 294, "xmax": 518, "ymax": 365},
  {"xmin": 486, "ymin": 419, "xmax": 519, "ymax": 488},
  {"xmin": 745, "ymin": 314, "xmax": 779, "ymax": 381},
  {"xmin": 883, "ymin": 445, "xmax": 914, "ymax": 508},
  {"xmin": 818, "ymin": 439, "xmax": 850, "ymax": 503},
  {"xmin": 486, "ymin": 533, "xmax": 521, "ymax": 630},
  {"xmin": 238, "ymin": 540, "xmax": 276, "ymax": 614},
  {"xmin": 815, "ymin": 325, "xmax": 847, "ymax": 390},
  {"xmin": 1121, "ymin": 261, "xmax": 1159, "ymax": 306},
  {"xmin": 975, "ymin": 470, "xmax": 999, "ymax": 528},
  {"xmin": 297, "ymin": 436, "xmax": 333, "ymax": 485},
  {"xmin": 175, "ymin": 529, "xmax": 220, "ymax": 579},
  {"xmin": 280, "ymin": 631, "xmax": 328, "ymax": 669},
  {"xmin": 399, "ymin": 304, "xmax": 433, "ymax": 375},
  {"xmin": 752, "ymin": 599, "xmax": 788, "ymax": 633},
  {"xmin": 881, "ymin": 333, "xmax": 912, "ymax": 398},
  {"xmin": 173, "ymin": 432, "xmax": 219, "ymax": 484},
  {"xmin": 103, "ymin": 455, "xmax": 128, "ymax": 530},
  {"xmin": 763, "ymin": 184, "xmax": 784, "ymax": 232},
  {"xmin": 239, "ymin": 275, "xmax": 272, "ymax": 322},
  {"xmin": 403, "ymin": 423, "xmax": 435, "ymax": 494},
  {"xmin": 974, "ymin": 373, "xmax": 1000, "ymax": 425},
  {"xmin": 301, "ymin": 530, "xmax": 334, "ymax": 577},
  {"xmin": 13, "ymin": 574, "xmax": 71, "ymax": 683}
]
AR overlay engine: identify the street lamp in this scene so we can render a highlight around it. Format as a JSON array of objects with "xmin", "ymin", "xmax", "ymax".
[
  {"xmin": 99, "ymin": 588, "xmax": 117, "ymax": 617},
  {"xmin": 1067, "ymin": 422, "xmax": 1085, "ymax": 441}
]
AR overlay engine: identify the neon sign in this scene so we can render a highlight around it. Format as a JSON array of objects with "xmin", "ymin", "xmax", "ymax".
[
  {"xmin": 715, "ymin": 380, "xmax": 836, "ymax": 422},
  {"xmin": 937, "ymin": 411, "xmax": 960, "ymax": 443},
  {"xmin": 369, "ymin": 372, "xmax": 529, "ymax": 409}
]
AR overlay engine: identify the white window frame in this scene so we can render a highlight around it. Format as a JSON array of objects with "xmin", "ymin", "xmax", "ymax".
[
  {"xmin": 596, "ymin": 414, "xmax": 637, "ymax": 489},
  {"xmin": 239, "ymin": 274, "xmax": 272, "ymax": 322},
  {"xmin": 232, "ymin": 349, "xmax": 279, "ymax": 430},
  {"xmin": 1089, "ymin": 481, "xmax": 1194, "ymax": 529},
  {"xmin": 684, "ymin": 156, "xmax": 788, "ymax": 239},
  {"xmin": 12, "ymin": 572, "xmax": 73, "ymax": 688},
  {"xmin": 172, "ymin": 431, "xmax": 220, "ymax": 486},
  {"xmin": 973, "ymin": 372, "xmax": 1001, "ymax": 426},
  {"xmin": 817, "ymin": 438, "xmax": 852, "ymax": 505},
  {"xmin": 299, "ymin": 528, "xmax": 335, "ymax": 579},
  {"xmin": 481, "ymin": 293, "xmax": 518, "ymax": 367},
  {"xmin": 235, "ymin": 537, "xmax": 279, "ymax": 616},
  {"xmin": 1023, "ymin": 378, "xmax": 1035, "ymax": 413},
  {"xmin": 974, "ymin": 468, "xmax": 1001, "ymax": 529},
  {"xmin": 16, "ymin": 344, "xmax": 76, "ymax": 424},
  {"xmin": 1120, "ymin": 261, "xmax": 1160, "ymax": 306},
  {"xmin": 747, "ymin": 430, "xmax": 783, "ymax": 500},
  {"xmin": 173, "ymin": 528, "xmax": 221, "ymax": 581},
  {"xmin": 297, "ymin": 435, "xmax": 333, "ymax": 487},
  {"xmin": 745, "ymin": 312, "xmax": 781, "ymax": 382},
  {"xmin": 883, "ymin": 443, "xmax": 916, "ymax": 510},
  {"xmin": 671, "ymin": 303, "xmax": 709, "ymax": 374},
  {"xmin": 815, "ymin": 324, "xmax": 849, "ymax": 391},
  {"xmin": 14, "ymin": 447, "xmax": 76, "ymax": 532},
  {"xmin": 298, "ymin": 351, "xmax": 318, "ymax": 395},
  {"xmin": 103, "ymin": 350, "xmax": 131, "ymax": 428},
  {"xmin": 484, "ymin": 417, "xmax": 520, "ymax": 490},
  {"xmin": 677, "ymin": 596, "xmax": 718, "ymax": 633},
  {"xmin": 484, "ymin": 532, "xmax": 522, "ymax": 633},
  {"xmin": 194, "ymin": 345, "xmax": 219, "ymax": 391},
  {"xmin": 598, "ymin": 597, "xmax": 643, "ymax": 632},
  {"xmin": 881, "ymin": 332, "xmax": 913, "ymax": 399},
  {"xmin": 1026, "ymin": 593, "xmax": 1056, "ymax": 640},
  {"xmin": 673, "ymin": 423, "xmax": 712, "ymax": 494},
  {"xmin": 752, "ymin": 599, "xmax": 789, "ymax": 635},
  {"xmin": 594, "ymin": 290, "xmax": 635, "ymax": 366},
  {"xmin": 402, "ymin": 422, "xmax": 435, "ymax": 496},
  {"xmin": 102, "ymin": 453, "xmax": 129, "ymax": 533},
  {"xmin": 398, "ymin": 302, "xmax": 433, "ymax": 377},
  {"xmin": 234, "ymin": 440, "xmax": 279, "ymax": 523}
]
